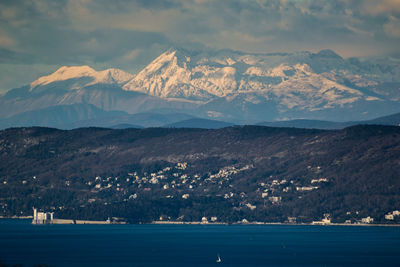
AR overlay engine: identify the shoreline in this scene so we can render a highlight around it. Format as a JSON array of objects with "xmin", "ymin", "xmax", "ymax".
[
  {"xmin": 1, "ymin": 217, "xmax": 399, "ymax": 227},
  {"xmin": 0, "ymin": 215, "xmax": 33, "ymax": 219},
  {"xmin": 151, "ymin": 221, "xmax": 400, "ymax": 227}
]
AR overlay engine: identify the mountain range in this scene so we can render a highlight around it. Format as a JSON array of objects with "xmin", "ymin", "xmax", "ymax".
[{"xmin": 1, "ymin": 48, "xmax": 400, "ymax": 129}]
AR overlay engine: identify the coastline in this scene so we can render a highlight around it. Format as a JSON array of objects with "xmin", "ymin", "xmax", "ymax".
[
  {"xmin": 0, "ymin": 217, "xmax": 124, "ymax": 224},
  {"xmin": 1, "ymin": 217, "xmax": 399, "ymax": 227},
  {"xmin": 0, "ymin": 215, "xmax": 33, "ymax": 219},
  {"xmin": 151, "ymin": 220, "xmax": 400, "ymax": 227}
]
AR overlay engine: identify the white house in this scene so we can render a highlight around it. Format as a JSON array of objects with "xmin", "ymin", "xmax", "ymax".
[{"xmin": 361, "ymin": 216, "xmax": 374, "ymax": 224}]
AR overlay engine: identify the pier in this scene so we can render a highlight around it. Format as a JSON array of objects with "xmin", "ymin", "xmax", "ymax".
[{"xmin": 31, "ymin": 208, "xmax": 118, "ymax": 224}]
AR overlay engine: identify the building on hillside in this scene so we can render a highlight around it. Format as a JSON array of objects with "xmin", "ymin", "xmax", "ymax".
[
  {"xmin": 385, "ymin": 214, "xmax": 394, "ymax": 220},
  {"xmin": 268, "ymin": 196, "xmax": 281, "ymax": 203}
]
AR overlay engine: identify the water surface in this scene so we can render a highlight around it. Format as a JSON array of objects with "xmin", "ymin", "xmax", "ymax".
[{"xmin": 1, "ymin": 219, "xmax": 400, "ymax": 266}]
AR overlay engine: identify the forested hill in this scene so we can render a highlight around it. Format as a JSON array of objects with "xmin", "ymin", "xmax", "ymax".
[{"xmin": 0, "ymin": 125, "xmax": 399, "ymax": 224}]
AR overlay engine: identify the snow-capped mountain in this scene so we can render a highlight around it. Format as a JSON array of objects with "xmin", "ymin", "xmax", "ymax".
[
  {"xmin": 122, "ymin": 48, "xmax": 399, "ymax": 114},
  {"xmin": 123, "ymin": 49, "xmax": 240, "ymax": 100},
  {"xmin": 0, "ymin": 48, "xmax": 399, "ymax": 129},
  {"xmin": 0, "ymin": 62, "xmax": 193, "ymax": 120},
  {"xmin": 30, "ymin": 65, "xmax": 134, "ymax": 91}
]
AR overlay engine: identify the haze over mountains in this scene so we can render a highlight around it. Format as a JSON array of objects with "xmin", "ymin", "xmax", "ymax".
[{"xmin": 1, "ymin": 48, "xmax": 400, "ymax": 129}]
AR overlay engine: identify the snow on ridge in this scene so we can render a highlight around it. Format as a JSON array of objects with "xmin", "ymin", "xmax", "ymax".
[
  {"xmin": 123, "ymin": 48, "xmax": 369, "ymax": 106},
  {"xmin": 97, "ymin": 68, "xmax": 134, "ymax": 85},
  {"xmin": 123, "ymin": 49, "xmax": 245, "ymax": 98},
  {"xmin": 31, "ymin": 66, "xmax": 96, "ymax": 88},
  {"xmin": 30, "ymin": 66, "xmax": 134, "ymax": 90}
]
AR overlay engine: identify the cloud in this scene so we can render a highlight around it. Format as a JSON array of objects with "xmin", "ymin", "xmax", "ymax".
[
  {"xmin": 123, "ymin": 49, "xmax": 141, "ymax": 61},
  {"xmin": 1, "ymin": 0, "xmax": 399, "ymax": 57},
  {"xmin": 0, "ymin": 0, "xmax": 400, "ymax": 92},
  {"xmin": 63, "ymin": 0, "xmax": 184, "ymax": 32},
  {"xmin": 357, "ymin": 0, "xmax": 400, "ymax": 16},
  {"xmin": 0, "ymin": 32, "xmax": 15, "ymax": 48},
  {"xmin": 384, "ymin": 16, "xmax": 400, "ymax": 38}
]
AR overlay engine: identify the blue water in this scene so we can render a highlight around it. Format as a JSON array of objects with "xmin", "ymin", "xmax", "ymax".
[{"xmin": 1, "ymin": 219, "xmax": 400, "ymax": 266}]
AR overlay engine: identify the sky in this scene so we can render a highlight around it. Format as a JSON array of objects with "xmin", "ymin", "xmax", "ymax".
[{"xmin": 0, "ymin": 0, "xmax": 400, "ymax": 92}]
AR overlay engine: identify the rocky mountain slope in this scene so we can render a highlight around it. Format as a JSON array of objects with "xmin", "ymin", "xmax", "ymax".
[{"xmin": 1, "ymin": 48, "xmax": 399, "ymax": 127}]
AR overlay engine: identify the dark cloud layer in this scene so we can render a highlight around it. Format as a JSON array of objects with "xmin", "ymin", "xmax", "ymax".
[{"xmin": 0, "ymin": 0, "xmax": 399, "ymax": 91}]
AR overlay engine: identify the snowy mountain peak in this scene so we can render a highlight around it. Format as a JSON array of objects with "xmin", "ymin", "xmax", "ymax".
[
  {"xmin": 123, "ymin": 49, "xmax": 200, "ymax": 98},
  {"xmin": 30, "ymin": 66, "xmax": 133, "ymax": 90},
  {"xmin": 142, "ymin": 50, "xmax": 179, "ymax": 73},
  {"xmin": 31, "ymin": 66, "xmax": 96, "ymax": 88},
  {"xmin": 123, "ymin": 48, "xmax": 245, "ymax": 99}
]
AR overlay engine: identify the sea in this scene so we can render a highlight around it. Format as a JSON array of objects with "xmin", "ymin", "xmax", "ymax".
[{"xmin": 1, "ymin": 219, "xmax": 400, "ymax": 266}]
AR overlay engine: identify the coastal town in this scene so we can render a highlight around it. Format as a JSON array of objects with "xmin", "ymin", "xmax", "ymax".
[
  {"xmin": 1, "ymin": 125, "xmax": 399, "ymax": 225},
  {"xmin": 2, "ymin": 161, "xmax": 397, "ymax": 226}
]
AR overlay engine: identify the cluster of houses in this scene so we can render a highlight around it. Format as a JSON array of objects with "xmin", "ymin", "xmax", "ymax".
[
  {"xmin": 385, "ymin": 210, "xmax": 400, "ymax": 220},
  {"xmin": 201, "ymin": 216, "xmax": 218, "ymax": 223},
  {"xmin": 258, "ymin": 176, "xmax": 329, "ymax": 203},
  {"xmin": 88, "ymin": 163, "xmax": 254, "ymax": 202},
  {"xmin": 84, "ymin": 163, "xmax": 339, "ymax": 221},
  {"xmin": 205, "ymin": 165, "xmax": 252, "ymax": 182},
  {"xmin": 312, "ymin": 213, "xmax": 376, "ymax": 225}
]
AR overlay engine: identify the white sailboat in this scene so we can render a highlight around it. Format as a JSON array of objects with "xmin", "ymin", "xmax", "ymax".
[{"xmin": 216, "ymin": 254, "xmax": 222, "ymax": 263}]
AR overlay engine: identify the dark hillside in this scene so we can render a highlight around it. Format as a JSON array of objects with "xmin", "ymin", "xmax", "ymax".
[{"xmin": 0, "ymin": 125, "xmax": 399, "ymax": 224}]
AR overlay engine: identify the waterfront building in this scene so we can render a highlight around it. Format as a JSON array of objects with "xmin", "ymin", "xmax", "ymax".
[
  {"xmin": 32, "ymin": 208, "xmax": 54, "ymax": 224},
  {"xmin": 312, "ymin": 214, "xmax": 331, "ymax": 225},
  {"xmin": 361, "ymin": 216, "xmax": 374, "ymax": 224}
]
